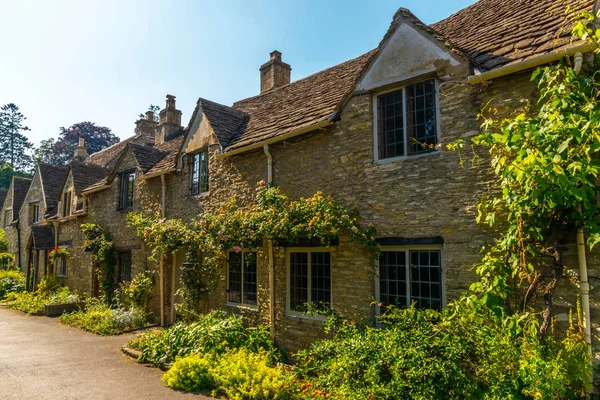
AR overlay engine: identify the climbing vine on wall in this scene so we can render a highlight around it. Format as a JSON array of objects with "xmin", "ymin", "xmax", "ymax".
[
  {"xmin": 81, "ymin": 223, "xmax": 117, "ymax": 304},
  {"xmin": 127, "ymin": 181, "xmax": 379, "ymax": 313},
  {"xmin": 447, "ymin": 11, "xmax": 600, "ymax": 334}
]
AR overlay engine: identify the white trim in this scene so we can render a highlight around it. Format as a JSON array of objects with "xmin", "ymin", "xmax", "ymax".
[
  {"xmin": 285, "ymin": 247, "xmax": 334, "ymax": 318},
  {"xmin": 373, "ymin": 78, "xmax": 441, "ymax": 164},
  {"xmin": 375, "ymin": 244, "xmax": 445, "ymax": 316}
]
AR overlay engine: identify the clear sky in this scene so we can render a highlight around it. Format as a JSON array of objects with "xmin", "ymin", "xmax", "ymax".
[{"xmin": 0, "ymin": 0, "xmax": 476, "ymax": 146}]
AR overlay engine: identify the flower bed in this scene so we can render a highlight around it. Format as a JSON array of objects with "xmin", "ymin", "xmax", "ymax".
[
  {"xmin": 0, "ymin": 270, "xmax": 25, "ymax": 300},
  {"xmin": 2, "ymin": 277, "xmax": 80, "ymax": 315}
]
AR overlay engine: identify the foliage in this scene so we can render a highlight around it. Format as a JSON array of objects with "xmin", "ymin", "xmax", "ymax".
[
  {"xmin": 59, "ymin": 298, "xmax": 149, "ymax": 335},
  {"xmin": 138, "ymin": 104, "xmax": 160, "ymax": 121},
  {"xmin": 162, "ymin": 349, "xmax": 292, "ymax": 399},
  {"xmin": 36, "ymin": 121, "xmax": 119, "ymax": 165},
  {"xmin": 81, "ymin": 223, "xmax": 116, "ymax": 304},
  {"xmin": 0, "ymin": 164, "xmax": 31, "ymax": 190},
  {"xmin": 128, "ymin": 183, "xmax": 378, "ymax": 313},
  {"xmin": 2, "ymin": 278, "xmax": 79, "ymax": 314},
  {"xmin": 0, "ymin": 253, "xmax": 15, "ymax": 270},
  {"xmin": 294, "ymin": 300, "xmax": 591, "ymax": 400},
  {"xmin": 48, "ymin": 247, "xmax": 70, "ymax": 265},
  {"xmin": 115, "ymin": 270, "xmax": 155, "ymax": 312},
  {"xmin": 127, "ymin": 309, "xmax": 283, "ymax": 367},
  {"xmin": 0, "ymin": 269, "xmax": 24, "ymax": 300},
  {"xmin": 0, "ymin": 229, "xmax": 8, "ymax": 252},
  {"xmin": 0, "ymin": 103, "xmax": 33, "ymax": 172}
]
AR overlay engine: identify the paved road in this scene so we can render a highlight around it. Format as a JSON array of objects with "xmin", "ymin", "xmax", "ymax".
[{"xmin": 0, "ymin": 306, "xmax": 211, "ymax": 400}]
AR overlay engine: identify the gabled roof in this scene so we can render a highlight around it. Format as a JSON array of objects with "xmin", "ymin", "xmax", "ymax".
[
  {"xmin": 38, "ymin": 164, "xmax": 69, "ymax": 216},
  {"xmin": 196, "ymin": 98, "xmax": 249, "ymax": 148},
  {"xmin": 431, "ymin": 0, "xmax": 596, "ymax": 71},
  {"xmin": 128, "ymin": 143, "xmax": 170, "ymax": 173},
  {"xmin": 144, "ymin": 132, "xmax": 186, "ymax": 177},
  {"xmin": 30, "ymin": 225, "xmax": 55, "ymax": 250},
  {"xmin": 67, "ymin": 162, "xmax": 110, "ymax": 195},
  {"xmin": 86, "ymin": 136, "xmax": 134, "ymax": 166},
  {"xmin": 0, "ymin": 189, "xmax": 8, "ymax": 212},
  {"xmin": 11, "ymin": 177, "xmax": 32, "ymax": 222}
]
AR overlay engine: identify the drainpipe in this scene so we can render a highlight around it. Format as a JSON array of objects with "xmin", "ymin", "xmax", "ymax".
[
  {"xmin": 263, "ymin": 144, "xmax": 276, "ymax": 338},
  {"xmin": 16, "ymin": 219, "xmax": 21, "ymax": 272},
  {"xmin": 159, "ymin": 174, "xmax": 166, "ymax": 327}
]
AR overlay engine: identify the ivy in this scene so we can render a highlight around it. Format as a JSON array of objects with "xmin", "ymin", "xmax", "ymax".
[
  {"xmin": 128, "ymin": 182, "xmax": 379, "ymax": 314},
  {"xmin": 81, "ymin": 223, "xmax": 117, "ymax": 304}
]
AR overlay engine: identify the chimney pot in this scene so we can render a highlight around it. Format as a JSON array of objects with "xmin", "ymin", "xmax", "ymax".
[
  {"xmin": 73, "ymin": 137, "xmax": 87, "ymax": 162},
  {"xmin": 260, "ymin": 50, "xmax": 291, "ymax": 94},
  {"xmin": 145, "ymin": 110, "xmax": 154, "ymax": 121},
  {"xmin": 270, "ymin": 50, "xmax": 282, "ymax": 61},
  {"xmin": 78, "ymin": 137, "xmax": 85, "ymax": 147}
]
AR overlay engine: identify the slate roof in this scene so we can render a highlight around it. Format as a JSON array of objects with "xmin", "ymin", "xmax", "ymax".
[
  {"xmin": 144, "ymin": 132, "xmax": 186, "ymax": 176},
  {"xmin": 12, "ymin": 177, "xmax": 32, "ymax": 222},
  {"xmin": 0, "ymin": 189, "xmax": 8, "ymax": 212},
  {"xmin": 197, "ymin": 98, "xmax": 249, "ymax": 148},
  {"xmin": 86, "ymin": 136, "xmax": 133, "ymax": 166},
  {"xmin": 431, "ymin": 0, "xmax": 596, "ymax": 71},
  {"xmin": 39, "ymin": 164, "xmax": 69, "ymax": 216},
  {"xmin": 69, "ymin": 162, "xmax": 110, "ymax": 195},
  {"xmin": 30, "ymin": 225, "xmax": 55, "ymax": 250},
  {"xmin": 129, "ymin": 143, "xmax": 170, "ymax": 173},
  {"xmin": 228, "ymin": 50, "xmax": 376, "ymax": 152}
]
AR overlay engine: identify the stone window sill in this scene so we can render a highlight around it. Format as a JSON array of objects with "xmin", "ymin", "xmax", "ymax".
[
  {"xmin": 285, "ymin": 312, "xmax": 327, "ymax": 322},
  {"xmin": 226, "ymin": 302, "xmax": 259, "ymax": 312}
]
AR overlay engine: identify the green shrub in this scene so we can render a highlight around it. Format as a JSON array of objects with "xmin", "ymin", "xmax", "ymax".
[
  {"xmin": 0, "ymin": 270, "xmax": 24, "ymax": 300},
  {"xmin": 0, "ymin": 253, "xmax": 15, "ymax": 270},
  {"xmin": 294, "ymin": 299, "xmax": 591, "ymax": 400},
  {"xmin": 128, "ymin": 309, "xmax": 283, "ymax": 366},
  {"xmin": 162, "ymin": 352, "xmax": 214, "ymax": 392},
  {"xmin": 2, "ymin": 279, "xmax": 79, "ymax": 314},
  {"xmin": 115, "ymin": 270, "xmax": 154, "ymax": 312},
  {"xmin": 162, "ymin": 349, "xmax": 292, "ymax": 399},
  {"xmin": 60, "ymin": 298, "xmax": 149, "ymax": 335}
]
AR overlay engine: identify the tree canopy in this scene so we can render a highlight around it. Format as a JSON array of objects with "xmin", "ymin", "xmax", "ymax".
[{"xmin": 0, "ymin": 103, "xmax": 33, "ymax": 172}]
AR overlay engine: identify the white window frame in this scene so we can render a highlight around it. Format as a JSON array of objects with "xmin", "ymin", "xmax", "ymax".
[
  {"xmin": 57, "ymin": 256, "xmax": 68, "ymax": 278},
  {"xmin": 285, "ymin": 247, "xmax": 333, "ymax": 319},
  {"xmin": 31, "ymin": 203, "xmax": 40, "ymax": 224},
  {"xmin": 374, "ymin": 244, "xmax": 446, "ymax": 316},
  {"xmin": 373, "ymin": 79, "xmax": 441, "ymax": 164},
  {"xmin": 226, "ymin": 250, "xmax": 258, "ymax": 309}
]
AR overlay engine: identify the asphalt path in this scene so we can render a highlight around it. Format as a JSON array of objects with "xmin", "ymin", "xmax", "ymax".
[{"xmin": 0, "ymin": 306, "xmax": 212, "ymax": 400}]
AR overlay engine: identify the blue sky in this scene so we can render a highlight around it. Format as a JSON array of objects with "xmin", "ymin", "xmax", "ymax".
[{"xmin": 0, "ymin": 0, "xmax": 476, "ymax": 146}]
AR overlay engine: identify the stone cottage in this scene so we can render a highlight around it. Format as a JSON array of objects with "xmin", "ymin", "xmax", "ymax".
[{"xmin": 3, "ymin": 0, "xmax": 599, "ymax": 353}]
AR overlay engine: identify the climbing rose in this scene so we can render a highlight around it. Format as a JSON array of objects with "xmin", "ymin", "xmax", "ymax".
[{"xmin": 232, "ymin": 246, "xmax": 242, "ymax": 253}]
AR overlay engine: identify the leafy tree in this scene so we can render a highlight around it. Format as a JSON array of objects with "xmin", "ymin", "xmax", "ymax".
[
  {"xmin": 138, "ymin": 104, "xmax": 160, "ymax": 121},
  {"xmin": 40, "ymin": 122, "xmax": 119, "ymax": 165},
  {"xmin": 0, "ymin": 103, "xmax": 33, "ymax": 172},
  {"xmin": 0, "ymin": 165, "xmax": 31, "ymax": 190}
]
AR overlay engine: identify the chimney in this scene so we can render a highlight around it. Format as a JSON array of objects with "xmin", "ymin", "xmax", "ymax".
[
  {"xmin": 135, "ymin": 108, "xmax": 159, "ymax": 145},
  {"xmin": 155, "ymin": 94, "xmax": 182, "ymax": 145},
  {"xmin": 73, "ymin": 137, "xmax": 87, "ymax": 162},
  {"xmin": 260, "ymin": 50, "xmax": 291, "ymax": 94}
]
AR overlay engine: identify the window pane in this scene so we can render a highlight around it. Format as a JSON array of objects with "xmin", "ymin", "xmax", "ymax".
[
  {"xmin": 127, "ymin": 173, "xmax": 135, "ymax": 208},
  {"xmin": 377, "ymin": 89, "xmax": 404, "ymax": 159},
  {"xmin": 228, "ymin": 252, "xmax": 242, "ymax": 303},
  {"xmin": 191, "ymin": 154, "xmax": 200, "ymax": 195},
  {"xmin": 243, "ymin": 252, "xmax": 257, "ymax": 305},
  {"xmin": 409, "ymin": 250, "xmax": 442, "ymax": 310},
  {"xmin": 406, "ymin": 79, "xmax": 437, "ymax": 154},
  {"xmin": 119, "ymin": 252, "xmax": 132, "ymax": 282},
  {"xmin": 289, "ymin": 252, "xmax": 308, "ymax": 311},
  {"xmin": 199, "ymin": 150, "xmax": 209, "ymax": 193},
  {"xmin": 379, "ymin": 251, "xmax": 407, "ymax": 308},
  {"xmin": 310, "ymin": 252, "xmax": 331, "ymax": 308}
]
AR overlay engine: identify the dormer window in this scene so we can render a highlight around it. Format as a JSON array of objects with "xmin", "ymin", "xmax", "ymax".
[
  {"xmin": 3, "ymin": 210, "xmax": 10, "ymax": 228},
  {"xmin": 375, "ymin": 78, "xmax": 439, "ymax": 161},
  {"xmin": 31, "ymin": 203, "xmax": 40, "ymax": 224},
  {"xmin": 190, "ymin": 150, "xmax": 209, "ymax": 195},
  {"xmin": 62, "ymin": 192, "xmax": 72, "ymax": 217},
  {"xmin": 118, "ymin": 171, "xmax": 135, "ymax": 210}
]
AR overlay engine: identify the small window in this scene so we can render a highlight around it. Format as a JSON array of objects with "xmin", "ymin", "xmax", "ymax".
[
  {"xmin": 57, "ymin": 256, "xmax": 67, "ymax": 278},
  {"xmin": 118, "ymin": 172, "xmax": 135, "ymax": 210},
  {"xmin": 31, "ymin": 203, "xmax": 40, "ymax": 224},
  {"xmin": 227, "ymin": 251, "xmax": 257, "ymax": 305},
  {"xmin": 190, "ymin": 150, "xmax": 209, "ymax": 195},
  {"xmin": 288, "ymin": 251, "xmax": 331, "ymax": 312},
  {"xmin": 117, "ymin": 251, "xmax": 132, "ymax": 283},
  {"xmin": 376, "ymin": 79, "xmax": 438, "ymax": 160},
  {"xmin": 62, "ymin": 191, "xmax": 72, "ymax": 217},
  {"xmin": 4, "ymin": 209, "xmax": 11, "ymax": 227},
  {"xmin": 378, "ymin": 249, "xmax": 442, "ymax": 310}
]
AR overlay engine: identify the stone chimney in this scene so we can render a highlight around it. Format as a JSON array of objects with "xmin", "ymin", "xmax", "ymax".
[
  {"xmin": 73, "ymin": 137, "xmax": 87, "ymax": 162},
  {"xmin": 135, "ymin": 109, "xmax": 159, "ymax": 145},
  {"xmin": 155, "ymin": 94, "xmax": 183, "ymax": 145},
  {"xmin": 260, "ymin": 51, "xmax": 291, "ymax": 94}
]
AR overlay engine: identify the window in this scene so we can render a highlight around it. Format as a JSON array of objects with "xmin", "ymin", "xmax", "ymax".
[
  {"xmin": 288, "ymin": 251, "xmax": 331, "ymax": 312},
  {"xmin": 31, "ymin": 203, "xmax": 40, "ymax": 224},
  {"xmin": 118, "ymin": 171, "xmax": 135, "ymax": 210},
  {"xmin": 117, "ymin": 251, "xmax": 132, "ymax": 283},
  {"xmin": 378, "ymin": 249, "xmax": 443, "ymax": 310},
  {"xmin": 227, "ymin": 251, "xmax": 257, "ymax": 306},
  {"xmin": 4, "ymin": 209, "xmax": 11, "ymax": 228},
  {"xmin": 57, "ymin": 256, "xmax": 67, "ymax": 278},
  {"xmin": 62, "ymin": 191, "xmax": 72, "ymax": 217},
  {"xmin": 190, "ymin": 150, "xmax": 209, "ymax": 195},
  {"xmin": 375, "ymin": 79, "xmax": 438, "ymax": 160}
]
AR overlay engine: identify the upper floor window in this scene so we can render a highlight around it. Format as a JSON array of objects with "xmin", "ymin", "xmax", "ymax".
[
  {"xmin": 375, "ymin": 79, "xmax": 438, "ymax": 160},
  {"xmin": 31, "ymin": 203, "xmax": 40, "ymax": 224},
  {"xmin": 190, "ymin": 150, "xmax": 209, "ymax": 195},
  {"xmin": 119, "ymin": 171, "xmax": 135, "ymax": 210},
  {"xmin": 227, "ymin": 251, "xmax": 257, "ymax": 306},
  {"xmin": 3, "ymin": 210, "xmax": 10, "ymax": 228},
  {"xmin": 62, "ymin": 191, "xmax": 72, "ymax": 217},
  {"xmin": 288, "ymin": 251, "xmax": 331, "ymax": 313},
  {"xmin": 378, "ymin": 248, "xmax": 443, "ymax": 310}
]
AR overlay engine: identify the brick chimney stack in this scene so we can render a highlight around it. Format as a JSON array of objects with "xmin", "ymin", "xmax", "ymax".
[
  {"xmin": 72, "ymin": 137, "xmax": 87, "ymax": 162},
  {"xmin": 260, "ymin": 50, "xmax": 291, "ymax": 94},
  {"xmin": 135, "ymin": 108, "xmax": 159, "ymax": 146},
  {"xmin": 155, "ymin": 94, "xmax": 183, "ymax": 145}
]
